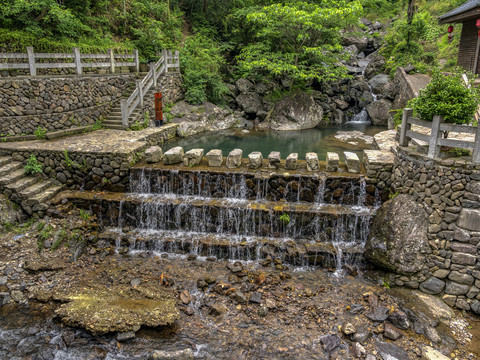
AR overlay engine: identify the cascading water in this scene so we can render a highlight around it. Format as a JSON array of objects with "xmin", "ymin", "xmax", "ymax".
[{"xmin": 103, "ymin": 167, "xmax": 377, "ymax": 270}]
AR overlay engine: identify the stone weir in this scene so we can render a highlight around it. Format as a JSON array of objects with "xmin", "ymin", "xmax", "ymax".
[{"xmin": 56, "ymin": 159, "xmax": 380, "ymax": 269}]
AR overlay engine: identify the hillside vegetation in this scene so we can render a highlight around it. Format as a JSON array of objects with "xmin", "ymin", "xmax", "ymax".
[{"xmin": 0, "ymin": 0, "xmax": 470, "ymax": 102}]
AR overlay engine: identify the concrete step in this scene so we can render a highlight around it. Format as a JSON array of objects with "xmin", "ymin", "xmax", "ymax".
[
  {"xmin": 103, "ymin": 125, "xmax": 129, "ymax": 130},
  {"xmin": 19, "ymin": 180, "xmax": 55, "ymax": 199},
  {"xmin": 107, "ymin": 115, "xmax": 122, "ymax": 120},
  {"xmin": 0, "ymin": 162, "xmax": 23, "ymax": 177},
  {"xmin": 0, "ymin": 168, "xmax": 28, "ymax": 186},
  {"xmin": 27, "ymin": 185, "xmax": 64, "ymax": 206},
  {"xmin": 103, "ymin": 120, "xmax": 123, "ymax": 125},
  {"xmin": 0, "ymin": 157, "xmax": 11, "ymax": 167},
  {"xmin": 6, "ymin": 176, "xmax": 38, "ymax": 192}
]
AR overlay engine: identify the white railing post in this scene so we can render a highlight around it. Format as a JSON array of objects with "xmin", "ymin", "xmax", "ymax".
[
  {"xmin": 399, "ymin": 108, "xmax": 413, "ymax": 147},
  {"xmin": 73, "ymin": 47, "xmax": 82, "ymax": 75},
  {"xmin": 120, "ymin": 99, "xmax": 128, "ymax": 127},
  {"xmin": 151, "ymin": 63, "xmax": 157, "ymax": 88},
  {"xmin": 162, "ymin": 49, "xmax": 168, "ymax": 73},
  {"xmin": 133, "ymin": 49, "xmax": 139, "ymax": 73},
  {"xmin": 136, "ymin": 80, "xmax": 144, "ymax": 108},
  {"xmin": 428, "ymin": 115, "xmax": 443, "ymax": 159},
  {"xmin": 473, "ymin": 123, "xmax": 480, "ymax": 164},
  {"xmin": 109, "ymin": 49, "xmax": 115, "ymax": 74},
  {"xmin": 174, "ymin": 50, "xmax": 180, "ymax": 71},
  {"xmin": 26, "ymin": 46, "xmax": 36, "ymax": 76}
]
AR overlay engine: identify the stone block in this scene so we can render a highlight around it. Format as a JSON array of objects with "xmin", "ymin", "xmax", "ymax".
[
  {"xmin": 226, "ymin": 149, "xmax": 242, "ymax": 168},
  {"xmin": 457, "ymin": 209, "xmax": 480, "ymax": 231},
  {"xmin": 445, "ymin": 282, "xmax": 469, "ymax": 295},
  {"xmin": 344, "ymin": 152, "xmax": 360, "ymax": 173},
  {"xmin": 326, "ymin": 152, "xmax": 339, "ymax": 172},
  {"xmin": 285, "ymin": 153, "xmax": 298, "ymax": 170},
  {"xmin": 451, "ymin": 252, "xmax": 477, "ymax": 266},
  {"xmin": 306, "ymin": 152, "xmax": 319, "ymax": 171},
  {"xmin": 182, "ymin": 148, "xmax": 204, "ymax": 167},
  {"xmin": 145, "ymin": 146, "xmax": 163, "ymax": 163},
  {"xmin": 442, "ymin": 294, "xmax": 457, "ymax": 307},
  {"xmin": 419, "ymin": 277, "xmax": 445, "ymax": 295},
  {"xmin": 248, "ymin": 152, "xmax": 263, "ymax": 169},
  {"xmin": 422, "ymin": 346, "xmax": 450, "ymax": 360},
  {"xmin": 206, "ymin": 149, "xmax": 223, "ymax": 167},
  {"xmin": 163, "ymin": 146, "xmax": 184, "ymax": 165},
  {"xmin": 448, "ymin": 271, "xmax": 474, "ymax": 285},
  {"xmin": 268, "ymin": 151, "xmax": 281, "ymax": 169}
]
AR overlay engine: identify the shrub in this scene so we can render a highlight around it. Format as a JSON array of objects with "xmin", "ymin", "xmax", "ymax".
[
  {"xmin": 409, "ymin": 70, "xmax": 479, "ymax": 124},
  {"xmin": 34, "ymin": 127, "xmax": 47, "ymax": 139},
  {"xmin": 24, "ymin": 154, "xmax": 42, "ymax": 175}
]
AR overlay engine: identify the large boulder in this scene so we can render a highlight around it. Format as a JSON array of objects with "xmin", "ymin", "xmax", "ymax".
[
  {"xmin": 0, "ymin": 194, "xmax": 21, "ymax": 226},
  {"xmin": 364, "ymin": 55, "xmax": 386, "ymax": 80},
  {"xmin": 342, "ymin": 36, "xmax": 368, "ymax": 53},
  {"xmin": 259, "ymin": 91, "xmax": 323, "ymax": 131},
  {"xmin": 368, "ymin": 74, "xmax": 390, "ymax": 94},
  {"xmin": 366, "ymin": 99, "xmax": 393, "ymax": 126},
  {"xmin": 170, "ymin": 101, "xmax": 248, "ymax": 138},
  {"xmin": 235, "ymin": 78, "xmax": 254, "ymax": 94},
  {"xmin": 365, "ymin": 194, "xmax": 431, "ymax": 275},
  {"xmin": 236, "ymin": 93, "xmax": 263, "ymax": 117}
]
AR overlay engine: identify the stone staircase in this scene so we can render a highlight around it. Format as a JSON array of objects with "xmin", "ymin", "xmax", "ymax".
[
  {"xmin": 103, "ymin": 72, "xmax": 155, "ymax": 130},
  {"xmin": 0, "ymin": 156, "xmax": 63, "ymax": 217}
]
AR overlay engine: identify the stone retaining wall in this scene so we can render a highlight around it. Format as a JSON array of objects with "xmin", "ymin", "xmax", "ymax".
[{"xmin": 0, "ymin": 75, "xmax": 136, "ymax": 136}]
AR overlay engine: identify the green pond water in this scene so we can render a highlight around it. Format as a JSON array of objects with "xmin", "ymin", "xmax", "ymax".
[{"xmin": 165, "ymin": 123, "xmax": 385, "ymax": 160}]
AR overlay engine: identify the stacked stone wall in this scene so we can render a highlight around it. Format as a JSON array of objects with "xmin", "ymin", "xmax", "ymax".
[
  {"xmin": 389, "ymin": 147, "xmax": 480, "ymax": 313},
  {"xmin": 0, "ymin": 75, "xmax": 136, "ymax": 136}
]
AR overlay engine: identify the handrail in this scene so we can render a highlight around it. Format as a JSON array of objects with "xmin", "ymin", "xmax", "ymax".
[
  {"xmin": 120, "ymin": 50, "xmax": 180, "ymax": 127},
  {"xmin": 399, "ymin": 108, "xmax": 480, "ymax": 164}
]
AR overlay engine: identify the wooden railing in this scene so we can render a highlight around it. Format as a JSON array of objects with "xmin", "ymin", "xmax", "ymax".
[
  {"xmin": 399, "ymin": 108, "xmax": 480, "ymax": 164},
  {"xmin": 120, "ymin": 50, "xmax": 179, "ymax": 126},
  {"xmin": 0, "ymin": 46, "xmax": 139, "ymax": 76}
]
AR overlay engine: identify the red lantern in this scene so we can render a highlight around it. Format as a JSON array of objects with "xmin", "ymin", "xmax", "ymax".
[
  {"xmin": 477, "ymin": 19, "xmax": 480, "ymax": 38},
  {"xmin": 447, "ymin": 25, "xmax": 454, "ymax": 42},
  {"xmin": 447, "ymin": 25, "xmax": 454, "ymax": 33}
]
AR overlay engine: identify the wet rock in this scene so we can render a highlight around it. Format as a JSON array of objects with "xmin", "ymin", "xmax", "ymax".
[
  {"xmin": 421, "ymin": 346, "xmax": 450, "ymax": 360},
  {"xmin": 182, "ymin": 149, "xmax": 204, "ymax": 167},
  {"xmin": 366, "ymin": 99, "xmax": 393, "ymax": 126},
  {"xmin": 376, "ymin": 341, "xmax": 411, "ymax": 360},
  {"xmin": 163, "ymin": 147, "xmax": 184, "ymax": 165},
  {"xmin": 226, "ymin": 149, "xmax": 242, "ymax": 169},
  {"xmin": 424, "ymin": 326, "xmax": 441, "ymax": 344},
  {"xmin": 151, "ymin": 348, "xmax": 194, "ymax": 360},
  {"xmin": 388, "ymin": 310, "xmax": 410, "ymax": 330},
  {"xmin": 209, "ymin": 302, "xmax": 226, "ymax": 316},
  {"xmin": 145, "ymin": 146, "xmax": 163, "ymax": 163},
  {"xmin": 306, "ymin": 152, "xmax": 319, "ymax": 171},
  {"xmin": 384, "ymin": 323, "xmax": 403, "ymax": 340},
  {"xmin": 319, "ymin": 334, "xmax": 341, "ymax": 352},
  {"xmin": 351, "ymin": 328, "xmax": 371, "ymax": 344},
  {"xmin": 117, "ymin": 331, "xmax": 135, "ymax": 342},
  {"xmin": 236, "ymin": 93, "xmax": 263, "ymax": 117},
  {"xmin": 368, "ymin": 74, "xmax": 390, "ymax": 94},
  {"xmin": 364, "ymin": 55, "xmax": 386, "ymax": 80},
  {"xmin": 365, "ymin": 194, "xmax": 430, "ymax": 275},
  {"xmin": 351, "ymin": 342, "xmax": 366, "ymax": 359},
  {"xmin": 260, "ymin": 90, "xmax": 323, "ymax": 130},
  {"xmin": 180, "ymin": 290, "xmax": 191, "ymax": 305},
  {"xmin": 249, "ymin": 291, "xmax": 262, "ymax": 304},
  {"xmin": 365, "ymin": 305, "xmax": 389, "ymax": 322},
  {"xmin": 286, "ymin": 153, "xmax": 298, "ymax": 170},
  {"xmin": 248, "ymin": 152, "xmax": 263, "ymax": 169},
  {"xmin": 344, "ymin": 152, "xmax": 360, "ymax": 173},
  {"xmin": 341, "ymin": 322, "xmax": 356, "ymax": 335},
  {"xmin": 206, "ymin": 149, "xmax": 223, "ymax": 167}
]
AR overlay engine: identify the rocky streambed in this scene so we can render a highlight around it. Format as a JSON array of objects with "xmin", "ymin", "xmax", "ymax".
[{"xmin": 0, "ymin": 208, "xmax": 479, "ymax": 360}]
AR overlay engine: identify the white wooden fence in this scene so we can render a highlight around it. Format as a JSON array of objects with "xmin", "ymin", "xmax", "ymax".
[
  {"xmin": 121, "ymin": 50, "xmax": 179, "ymax": 126},
  {"xmin": 0, "ymin": 46, "xmax": 139, "ymax": 76},
  {"xmin": 399, "ymin": 108, "xmax": 480, "ymax": 164}
]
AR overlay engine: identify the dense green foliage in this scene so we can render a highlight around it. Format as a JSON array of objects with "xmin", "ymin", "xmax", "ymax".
[
  {"xmin": 410, "ymin": 70, "xmax": 479, "ymax": 124},
  {"xmin": 238, "ymin": 1, "xmax": 362, "ymax": 85}
]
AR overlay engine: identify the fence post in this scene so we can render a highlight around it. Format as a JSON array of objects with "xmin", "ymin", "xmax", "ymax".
[
  {"xmin": 136, "ymin": 80, "xmax": 144, "ymax": 108},
  {"xmin": 133, "ymin": 49, "xmax": 139, "ymax": 73},
  {"xmin": 73, "ymin": 47, "xmax": 82, "ymax": 75},
  {"xmin": 428, "ymin": 115, "xmax": 443, "ymax": 159},
  {"xmin": 109, "ymin": 49, "xmax": 115, "ymax": 74},
  {"xmin": 120, "ymin": 99, "xmax": 128, "ymax": 127},
  {"xmin": 26, "ymin": 47, "xmax": 36, "ymax": 76},
  {"xmin": 399, "ymin": 108, "xmax": 413, "ymax": 147},
  {"xmin": 175, "ymin": 50, "xmax": 180, "ymax": 71},
  {"xmin": 151, "ymin": 63, "xmax": 157, "ymax": 88},
  {"xmin": 162, "ymin": 49, "xmax": 168, "ymax": 73},
  {"xmin": 473, "ymin": 123, "xmax": 480, "ymax": 164}
]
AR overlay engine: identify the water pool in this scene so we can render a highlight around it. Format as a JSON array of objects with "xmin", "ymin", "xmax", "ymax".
[{"xmin": 165, "ymin": 123, "xmax": 385, "ymax": 160}]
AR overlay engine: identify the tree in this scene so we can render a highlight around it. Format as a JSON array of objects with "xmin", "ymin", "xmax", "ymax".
[{"xmin": 236, "ymin": 1, "xmax": 363, "ymax": 85}]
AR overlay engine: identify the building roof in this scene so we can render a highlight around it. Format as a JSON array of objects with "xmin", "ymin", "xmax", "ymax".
[{"xmin": 439, "ymin": 0, "xmax": 480, "ymax": 22}]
